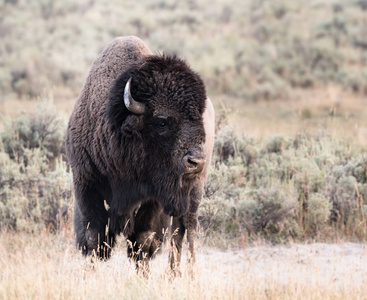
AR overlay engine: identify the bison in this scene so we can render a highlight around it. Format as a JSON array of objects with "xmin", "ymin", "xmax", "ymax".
[{"xmin": 66, "ymin": 36, "xmax": 214, "ymax": 274}]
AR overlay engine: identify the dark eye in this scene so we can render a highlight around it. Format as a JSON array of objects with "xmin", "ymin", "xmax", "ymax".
[
  {"xmin": 153, "ymin": 116, "xmax": 171, "ymax": 134},
  {"xmin": 158, "ymin": 120, "xmax": 167, "ymax": 128}
]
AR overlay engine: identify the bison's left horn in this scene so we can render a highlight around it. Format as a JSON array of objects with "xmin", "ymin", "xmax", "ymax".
[{"xmin": 124, "ymin": 77, "xmax": 146, "ymax": 115}]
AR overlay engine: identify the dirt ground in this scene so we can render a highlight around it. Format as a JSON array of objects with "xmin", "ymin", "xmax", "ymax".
[
  {"xmin": 143, "ymin": 241, "xmax": 367, "ymax": 289},
  {"xmin": 91, "ymin": 239, "xmax": 367, "ymax": 294},
  {"xmin": 195, "ymin": 243, "xmax": 367, "ymax": 288}
]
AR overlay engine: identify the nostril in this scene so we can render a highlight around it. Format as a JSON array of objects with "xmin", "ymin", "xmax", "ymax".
[
  {"xmin": 187, "ymin": 158, "xmax": 198, "ymax": 168},
  {"xmin": 184, "ymin": 155, "xmax": 205, "ymax": 174}
]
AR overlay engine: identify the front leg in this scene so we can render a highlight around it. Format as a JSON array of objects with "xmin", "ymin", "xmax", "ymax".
[
  {"xmin": 185, "ymin": 212, "xmax": 198, "ymax": 264},
  {"xmin": 168, "ymin": 217, "xmax": 185, "ymax": 276},
  {"xmin": 183, "ymin": 186, "xmax": 203, "ymax": 264},
  {"xmin": 74, "ymin": 186, "xmax": 115, "ymax": 259}
]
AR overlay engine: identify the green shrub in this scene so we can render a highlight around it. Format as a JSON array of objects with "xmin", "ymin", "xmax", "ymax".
[
  {"xmin": 238, "ymin": 183, "xmax": 298, "ymax": 237},
  {"xmin": 201, "ymin": 121, "xmax": 367, "ymax": 243},
  {"xmin": 0, "ymin": 150, "xmax": 72, "ymax": 232},
  {"xmin": 1, "ymin": 99, "xmax": 67, "ymax": 162},
  {"xmin": 306, "ymin": 192, "xmax": 331, "ymax": 234},
  {"xmin": 213, "ymin": 125, "xmax": 257, "ymax": 166},
  {"xmin": 0, "ymin": 100, "xmax": 72, "ymax": 232}
]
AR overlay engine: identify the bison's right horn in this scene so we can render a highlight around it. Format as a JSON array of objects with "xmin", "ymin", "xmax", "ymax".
[{"xmin": 124, "ymin": 77, "xmax": 146, "ymax": 115}]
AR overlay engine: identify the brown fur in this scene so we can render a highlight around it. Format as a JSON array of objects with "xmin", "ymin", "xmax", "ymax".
[{"xmin": 66, "ymin": 36, "xmax": 215, "ymax": 272}]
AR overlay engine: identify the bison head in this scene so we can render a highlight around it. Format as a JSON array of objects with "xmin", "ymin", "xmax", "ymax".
[{"xmin": 106, "ymin": 55, "xmax": 207, "ymax": 217}]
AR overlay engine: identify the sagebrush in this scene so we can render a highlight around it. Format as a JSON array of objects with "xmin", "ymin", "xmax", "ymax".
[
  {"xmin": 1, "ymin": 0, "xmax": 367, "ymax": 101},
  {"xmin": 0, "ymin": 103, "xmax": 366, "ymax": 244}
]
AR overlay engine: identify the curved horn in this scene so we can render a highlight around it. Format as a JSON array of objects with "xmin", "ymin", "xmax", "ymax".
[{"xmin": 124, "ymin": 77, "xmax": 146, "ymax": 114}]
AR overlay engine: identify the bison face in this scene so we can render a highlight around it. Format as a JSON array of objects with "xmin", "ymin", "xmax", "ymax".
[
  {"xmin": 107, "ymin": 55, "xmax": 207, "ymax": 217},
  {"xmin": 141, "ymin": 111, "xmax": 206, "ymax": 217}
]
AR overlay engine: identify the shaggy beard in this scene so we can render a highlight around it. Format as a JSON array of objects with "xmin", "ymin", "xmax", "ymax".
[
  {"xmin": 153, "ymin": 172, "xmax": 195, "ymax": 217},
  {"xmin": 109, "ymin": 166, "xmax": 196, "ymax": 219}
]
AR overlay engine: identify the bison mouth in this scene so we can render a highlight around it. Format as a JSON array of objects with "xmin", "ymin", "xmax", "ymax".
[{"xmin": 153, "ymin": 153, "xmax": 205, "ymax": 217}]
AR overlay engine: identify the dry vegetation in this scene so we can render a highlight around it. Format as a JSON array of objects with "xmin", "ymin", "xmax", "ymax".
[
  {"xmin": 2, "ymin": 0, "xmax": 367, "ymax": 102},
  {"xmin": 1, "ymin": 0, "xmax": 367, "ymax": 299},
  {"xmin": 0, "ymin": 99, "xmax": 366, "ymax": 244},
  {"xmin": 1, "ymin": 231, "xmax": 366, "ymax": 300}
]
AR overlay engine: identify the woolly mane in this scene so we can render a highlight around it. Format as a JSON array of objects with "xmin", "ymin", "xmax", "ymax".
[{"xmin": 106, "ymin": 54, "xmax": 207, "ymax": 131}]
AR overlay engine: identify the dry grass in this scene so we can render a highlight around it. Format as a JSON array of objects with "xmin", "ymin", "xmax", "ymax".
[
  {"xmin": 0, "ymin": 230, "xmax": 366, "ymax": 300},
  {"xmin": 218, "ymin": 86, "xmax": 367, "ymax": 144},
  {"xmin": 0, "ymin": 96, "xmax": 75, "ymax": 116}
]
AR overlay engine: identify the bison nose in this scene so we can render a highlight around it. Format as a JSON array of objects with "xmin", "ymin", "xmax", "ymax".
[{"xmin": 183, "ymin": 154, "xmax": 205, "ymax": 174}]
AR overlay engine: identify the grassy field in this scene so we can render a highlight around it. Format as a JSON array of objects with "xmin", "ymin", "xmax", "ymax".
[
  {"xmin": 2, "ymin": 0, "xmax": 367, "ymax": 102},
  {"xmin": 1, "ymin": 0, "xmax": 367, "ymax": 299},
  {"xmin": 0, "ymin": 94, "xmax": 366, "ymax": 299},
  {"xmin": 1, "ymin": 231, "xmax": 366, "ymax": 300}
]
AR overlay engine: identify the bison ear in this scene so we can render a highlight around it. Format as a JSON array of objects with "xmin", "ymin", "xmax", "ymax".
[
  {"xmin": 121, "ymin": 123, "xmax": 133, "ymax": 136},
  {"xmin": 121, "ymin": 115, "xmax": 144, "ymax": 136}
]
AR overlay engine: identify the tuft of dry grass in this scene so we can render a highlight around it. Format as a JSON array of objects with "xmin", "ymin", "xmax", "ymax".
[{"xmin": 0, "ymin": 231, "xmax": 366, "ymax": 300}]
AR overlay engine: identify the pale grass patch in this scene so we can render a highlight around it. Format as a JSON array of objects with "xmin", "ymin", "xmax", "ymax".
[
  {"xmin": 0, "ymin": 97, "xmax": 76, "ymax": 117},
  {"xmin": 0, "ymin": 231, "xmax": 366, "ymax": 300},
  {"xmin": 218, "ymin": 87, "xmax": 367, "ymax": 144}
]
